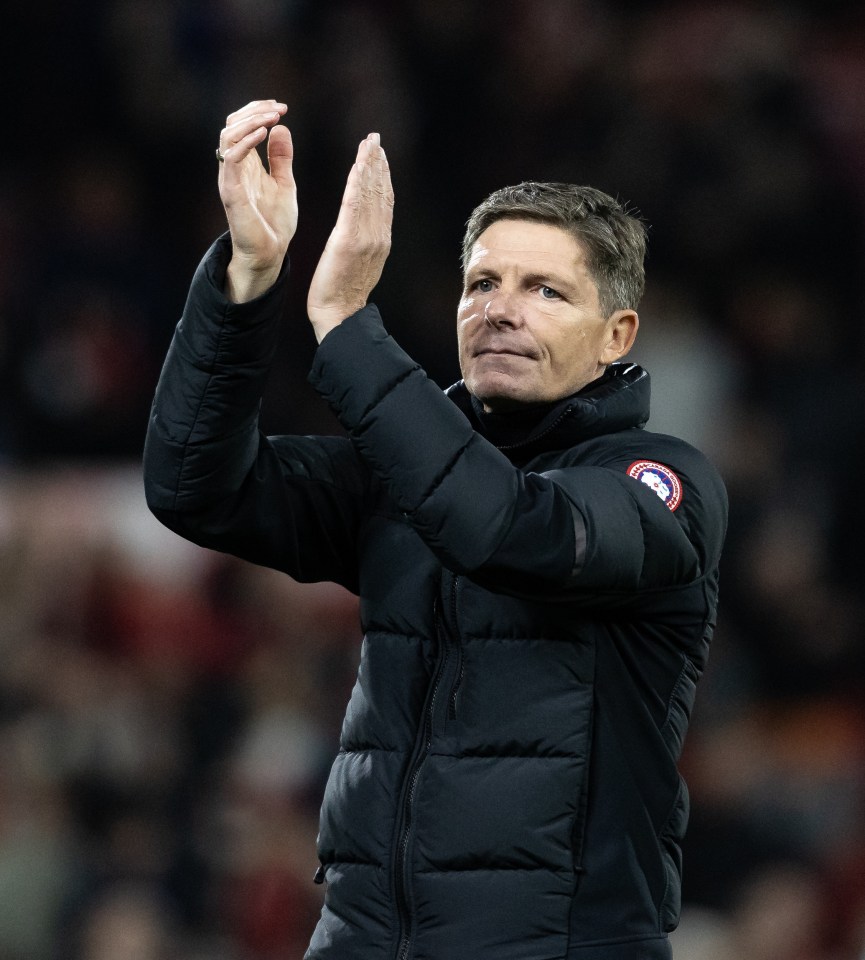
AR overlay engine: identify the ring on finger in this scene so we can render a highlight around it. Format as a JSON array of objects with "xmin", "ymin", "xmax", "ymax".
[{"xmin": 215, "ymin": 147, "xmax": 225, "ymax": 163}]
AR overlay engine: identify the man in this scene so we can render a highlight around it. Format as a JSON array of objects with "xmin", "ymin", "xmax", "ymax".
[{"xmin": 144, "ymin": 100, "xmax": 727, "ymax": 960}]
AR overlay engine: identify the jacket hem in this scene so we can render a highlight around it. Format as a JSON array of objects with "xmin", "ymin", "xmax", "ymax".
[{"xmin": 566, "ymin": 932, "xmax": 671, "ymax": 959}]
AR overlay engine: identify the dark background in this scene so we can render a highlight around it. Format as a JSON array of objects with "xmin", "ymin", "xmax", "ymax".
[{"xmin": 0, "ymin": 2, "xmax": 863, "ymax": 957}]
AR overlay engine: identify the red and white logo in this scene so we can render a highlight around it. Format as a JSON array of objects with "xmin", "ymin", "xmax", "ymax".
[{"xmin": 627, "ymin": 461, "xmax": 683, "ymax": 512}]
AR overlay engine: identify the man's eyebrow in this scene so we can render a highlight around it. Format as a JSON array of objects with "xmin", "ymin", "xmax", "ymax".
[
  {"xmin": 462, "ymin": 265, "xmax": 582, "ymax": 296},
  {"xmin": 463, "ymin": 264, "xmax": 501, "ymax": 282},
  {"xmin": 522, "ymin": 271, "xmax": 578, "ymax": 293}
]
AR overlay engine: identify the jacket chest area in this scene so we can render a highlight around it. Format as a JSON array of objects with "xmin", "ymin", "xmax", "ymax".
[
  {"xmin": 354, "ymin": 512, "xmax": 597, "ymax": 744},
  {"xmin": 335, "ymin": 513, "xmax": 599, "ymax": 960},
  {"xmin": 356, "ymin": 510, "xmax": 596, "ymax": 648}
]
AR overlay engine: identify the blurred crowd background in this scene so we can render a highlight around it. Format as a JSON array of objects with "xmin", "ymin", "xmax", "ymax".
[{"xmin": 2, "ymin": 0, "xmax": 864, "ymax": 957}]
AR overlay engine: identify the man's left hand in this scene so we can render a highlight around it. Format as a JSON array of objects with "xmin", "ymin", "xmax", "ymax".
[{"xmin": 307, "ymin": 133, "xmax": 394, "ymax": 342}]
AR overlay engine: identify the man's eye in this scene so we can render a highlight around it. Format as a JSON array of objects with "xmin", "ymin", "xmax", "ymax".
[
  {"xmin": 540, "ymin": 286, "xmax": 560, "ymax": 300},
  {"xmin": 474, "ymin": 279, "xmax": 494, "ymax": 293}
]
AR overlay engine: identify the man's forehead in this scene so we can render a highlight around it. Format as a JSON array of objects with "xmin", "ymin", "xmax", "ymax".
[
  {"xmin": 467, "ymin": 219, "xmax": 586, "ymax": 268},
  {"xmin": 465, "ymin": 219, "xmax": 590, "ymax": 283}
]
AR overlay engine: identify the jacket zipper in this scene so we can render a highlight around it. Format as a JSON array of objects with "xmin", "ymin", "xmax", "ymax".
[
  {"xmin": 492, "ymin": 403, "xmax": 575, "ymax": 453},
  {"xmin": 446, "ymin": 576, "xmax": 464, "ymax": 720},
  {"xmin": 393, "ymin": 593, "xmax": 452, "ymax": 960}
]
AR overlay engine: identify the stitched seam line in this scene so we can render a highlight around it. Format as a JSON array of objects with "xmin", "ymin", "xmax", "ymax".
[
  {"xmin": 353, "ymin": 364, "xmax": 419, "ymax": 424},
  {"xmin": 415, "ymin": 436, "xmax": 473, "ymax": 509},
  {"xmin": 660, "ymin": 655, "xmax": 690, "ymax": 738},
  {"xmin": 427, "ymin": 751, "xmax": 583, "ymax": 760},
  {"xmin": 567, "ymin": 933, "xmax": 669, "ymax": 948},
  {"xmin": 319, "ymin": 858, "xmax": 384, "ymax": 869},
  {"xmin": 655, "ymin": 777, "xmax": 685, "ymax": 933},
  {"xmin": 414, "ymin": 865, "xmax": 571, "ymax": 874}
]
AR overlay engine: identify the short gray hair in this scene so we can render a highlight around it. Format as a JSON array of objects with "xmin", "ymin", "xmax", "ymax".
[{"xmin": 461, "ymin": 182, "xmax": 647, "ymax": 316}]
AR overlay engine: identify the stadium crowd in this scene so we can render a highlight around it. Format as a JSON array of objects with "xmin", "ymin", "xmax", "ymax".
[{"xmin": 1, "ymin": 1, "xmax": 864, "ymax": 957}]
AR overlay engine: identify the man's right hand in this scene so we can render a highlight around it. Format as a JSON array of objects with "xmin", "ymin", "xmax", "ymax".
[{"xmin": 217, "ymin": 99, "xmax": 296, "ymax": 303}]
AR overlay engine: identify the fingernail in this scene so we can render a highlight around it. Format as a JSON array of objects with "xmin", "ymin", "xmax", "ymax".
[{"xmin": 370, "ymin": 132, "xmax": 380, "ymax": 145}]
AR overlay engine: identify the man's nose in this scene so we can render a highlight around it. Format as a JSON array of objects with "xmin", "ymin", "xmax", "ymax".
[{"xmin": 484, "ymin": 290, "xmax": 520, "ymax": 329}]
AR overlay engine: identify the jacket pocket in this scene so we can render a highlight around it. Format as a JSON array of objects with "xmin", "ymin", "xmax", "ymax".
[
  {"xmin": 569, "ymin": 692, "xmax": 595, "ymax": 878},
  {"xmin": 657, "ymin": 775, "xmax": 689, "ymax": 932}
]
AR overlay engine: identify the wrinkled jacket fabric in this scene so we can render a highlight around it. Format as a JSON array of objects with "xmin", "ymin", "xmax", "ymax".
[{"xmin": 143, "ymin": 237, "xmax": 728, "ymax": 960}]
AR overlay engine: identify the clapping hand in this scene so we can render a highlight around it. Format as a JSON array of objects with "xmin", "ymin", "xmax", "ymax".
[
  {"xmin": 217, "ymin": 99, "xmax": 296, "ymax": 303},
  {"xmin": 307, "ymin": 133, "xmax": 394, "ymax": 342}
]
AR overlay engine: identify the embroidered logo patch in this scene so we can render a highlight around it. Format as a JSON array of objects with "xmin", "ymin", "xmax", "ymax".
[{"xmin": 627, "ymin": 461, "xmax": 683, "ymax": 512}]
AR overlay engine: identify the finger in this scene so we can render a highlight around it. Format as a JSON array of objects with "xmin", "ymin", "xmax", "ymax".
[
  {"xmin": 338, "ymin": 152, "xmax": 365, "ymax": 224},
  {"xmin": 359, "ymin": 134, "xmax": 379, "ymax": 192},
  {"xmin": 327, "ymin": 136, "xmax": 385, "ymax": 241},
  {"xmin": 383, "ymin": 153, "xmax": 394, "ymax": 212},
  {"xmin": 378, "ymin": 139, "xmax": 393, "ymax": 202},
  {"xmin": 220, "ymin": 110, "xmax": 282, "ymax": 155},
  {"xmin": 267, "ymin": 124, "xmax": 295, "ymax": 187},
  {"xmin": 365, "ymin": 134, "xmax": 385, "ymax": 181},
  {"xmin": 226, "ymin": 99, "xmax": 287, "ymax": 126},
  {"xmin": 379, "ymin": 147, "xmax": 394, "ymax": 234},
  {"xmin": 370, "ymin": 137, "xmax": 392, "ymax": 204},
  {"xmin": 354, "ymin": 134, "xmax": 374, "ymax": 167},
  {"xmin": 221, "ymin": 125, "xmax": 268, "ymax": 164},
  {"xmin": 365, "ymin": 135, "xmax": 393, "ymax": 236}
]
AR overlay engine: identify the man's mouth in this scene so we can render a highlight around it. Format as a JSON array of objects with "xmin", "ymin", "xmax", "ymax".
[{"xmin": 475, "ymin": 346, "xmax": 537, "ymax": 359}]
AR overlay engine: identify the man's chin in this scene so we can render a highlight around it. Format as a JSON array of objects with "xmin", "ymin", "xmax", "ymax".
[{"xmin": 468, "ymin": 379, "xmax": 540, "ymax": 413}]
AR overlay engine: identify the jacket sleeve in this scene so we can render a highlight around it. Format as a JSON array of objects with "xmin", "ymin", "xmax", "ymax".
[
  {"xmin": 311, "ymin": 306, "xmax": 727, "ymax": 600},
  {"xmin": 143, "ymin": 235, "xmax": 365, "ymax": 591}
]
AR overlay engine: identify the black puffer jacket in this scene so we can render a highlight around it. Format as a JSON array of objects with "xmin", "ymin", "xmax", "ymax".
[{"xmin": 144, "ymin": 237, "xmax": 727, "ymax": 960}]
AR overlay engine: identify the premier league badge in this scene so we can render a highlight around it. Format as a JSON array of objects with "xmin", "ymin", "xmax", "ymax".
[{"xmin": 627, "ymin": 461, "xmax": 683, "ymax": 512}]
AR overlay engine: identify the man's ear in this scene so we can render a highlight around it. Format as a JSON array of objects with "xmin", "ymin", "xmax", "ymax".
[{"xmin": 600, "ymin": 309, "xmax": 639, "ymax": 365}]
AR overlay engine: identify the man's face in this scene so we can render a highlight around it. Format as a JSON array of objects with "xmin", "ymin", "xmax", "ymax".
[{"xmin": 457, "ymin": 219, "xmax": 635, "ymax": 411}]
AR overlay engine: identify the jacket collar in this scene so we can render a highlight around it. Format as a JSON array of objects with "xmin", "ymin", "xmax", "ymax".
[{"xmin": 445, "ymin": 362, "xmax": 651, "ymax": 463}]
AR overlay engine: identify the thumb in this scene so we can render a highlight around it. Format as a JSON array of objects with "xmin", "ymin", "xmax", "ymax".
[{"xmin": 267, "ymin": 125, "xmax": 295, "ymax": 186}]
